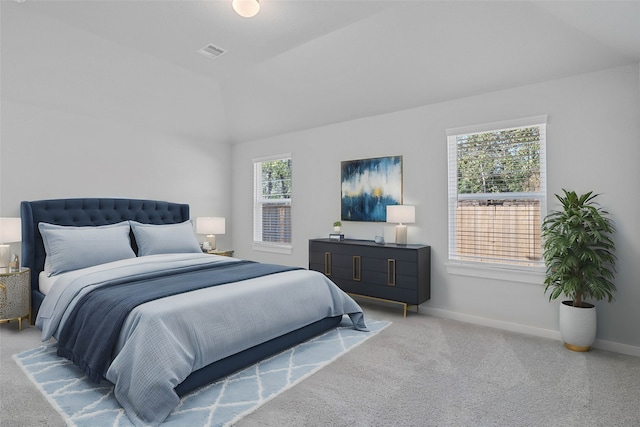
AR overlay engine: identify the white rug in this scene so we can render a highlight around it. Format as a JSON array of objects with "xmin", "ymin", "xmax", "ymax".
[{"xmin": 13, "ymin": 317, "xmax": 390, "ymax": 427}]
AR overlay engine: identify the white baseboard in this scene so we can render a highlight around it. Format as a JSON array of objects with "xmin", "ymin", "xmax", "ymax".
[
  {"xmin": 421, "ymin": 307, "xmax": 640, "ymax": 357},
  {"xmin": 593, "ymin": 339, "xmax": 640, "ymax": 357},
  {"xmin": 421, "ymin": 307, "xmax": 561, "ymax": 340}
]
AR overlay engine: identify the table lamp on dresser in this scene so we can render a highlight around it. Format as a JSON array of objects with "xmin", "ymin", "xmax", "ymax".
[{"xmin": 386, "ymin": 205, "xmax": 415, "ymax": 245}]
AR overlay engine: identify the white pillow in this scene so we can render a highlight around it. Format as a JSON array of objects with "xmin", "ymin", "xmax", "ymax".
[
  {"xmin": 129, "ymin": 220, "xmax": 201, "ymax": 256},
  {"xmin": 39, "ymin": 221, "xmax": 136, "ymax": 276}
]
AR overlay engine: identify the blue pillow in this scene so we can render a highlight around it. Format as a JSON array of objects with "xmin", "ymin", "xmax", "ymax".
[
  {"xmin": 129, "ymin": 220, "xmax": 201, "ymax": 256},
  {"xmin": 39, "ymin": 221, "xmax": 136, "ymax": 276}
]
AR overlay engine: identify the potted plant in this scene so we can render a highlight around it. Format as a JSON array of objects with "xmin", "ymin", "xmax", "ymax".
[
  {"xmin": 541, "ymin": 189, "xmax": 617, "ymax": 351},
  {"xmin": 333, "ymin": 221, "xmax": 342, "ymax": 232}
]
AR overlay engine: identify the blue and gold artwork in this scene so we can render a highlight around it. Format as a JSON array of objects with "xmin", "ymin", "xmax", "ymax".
[{"xmin": 341, "ymin": 156, "xmax": 403, "ymax": 222}]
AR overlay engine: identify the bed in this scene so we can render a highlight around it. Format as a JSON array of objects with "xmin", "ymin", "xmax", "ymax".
[{"xmin": 21, "ymin": 198, "xmax": 366, "ymax": 426}]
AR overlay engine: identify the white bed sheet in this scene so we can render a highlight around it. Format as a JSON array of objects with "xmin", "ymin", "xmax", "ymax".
[{"xmin": 38, "ymin": 271, "xmax": 59, "ymax": 295}]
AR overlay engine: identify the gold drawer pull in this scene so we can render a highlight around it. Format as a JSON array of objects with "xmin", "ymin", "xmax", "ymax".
[
  {"xmin": 324, "ymin": 252, "xmax": 332, "ymax": 276},
  {"xmin": 352, "ymin": 256, "xmax": 361, "ymax": 281},
  {"xmin": 387, "ymin": 259, "xmax": 396, "ymax": 286}
]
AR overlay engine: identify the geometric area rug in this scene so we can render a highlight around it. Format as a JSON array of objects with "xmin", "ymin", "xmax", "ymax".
[{"xmin": 13, "ymin": 317, "xmax": 390, "ymax": 427}]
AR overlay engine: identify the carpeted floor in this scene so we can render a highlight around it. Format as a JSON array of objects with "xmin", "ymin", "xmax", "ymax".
[
  {"xmin": 2, "ymin": 302, "xmax": 640, "ymax": 427},
  {"xmin": 12, "ymin": 318, "xmax": 390, "ymax": 427}
]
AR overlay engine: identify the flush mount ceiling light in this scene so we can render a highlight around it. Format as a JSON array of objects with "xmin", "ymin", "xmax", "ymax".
[{"xmin": 232, "ymin": 0, "xmax": 260, "ymax": 18}]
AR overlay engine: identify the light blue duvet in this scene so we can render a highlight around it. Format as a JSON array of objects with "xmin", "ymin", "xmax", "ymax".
[{"xmin": 36, "ymin": 253, "xmax": 366, "ymax": 426}]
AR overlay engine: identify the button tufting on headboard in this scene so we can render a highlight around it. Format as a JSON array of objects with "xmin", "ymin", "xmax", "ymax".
[{"xmin": 20, "ymin": 197, "xmax": 190, "ymax": 320}]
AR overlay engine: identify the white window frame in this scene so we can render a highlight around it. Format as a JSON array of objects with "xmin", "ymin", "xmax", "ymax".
[
  {"xmin": 445, "ymin": 116, "xmax": 548, "ymax": 282},
  {"xmin": 252, "ymin": 154, "xmax": 292, "ymax": 254}
]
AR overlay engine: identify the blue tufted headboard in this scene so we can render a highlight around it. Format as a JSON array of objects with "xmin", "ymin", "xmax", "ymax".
[{"xmin": 21, "ymin": 198, "xmax": 190, "ymax": 318}]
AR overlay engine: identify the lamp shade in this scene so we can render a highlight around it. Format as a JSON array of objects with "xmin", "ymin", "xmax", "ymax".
[
  {"xmin": 196, "ymin": 217, "xmax": 225, "ymax": 235},
  {"xmin": 0, "ymin": 218, "xmax": 21, "ymax": 243},
  {"xmin": 232, "ymin": 0, "xmax": 260, "ymax": 18},
  {"xmin": 386, "ymin": 205, "xmax": 415, "ymax": 224}
]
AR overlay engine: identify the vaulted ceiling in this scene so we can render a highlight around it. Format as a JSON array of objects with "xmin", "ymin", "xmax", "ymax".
[{"xmin": 4, "ymin": 1, "xmax": 640, "ymax": 144}]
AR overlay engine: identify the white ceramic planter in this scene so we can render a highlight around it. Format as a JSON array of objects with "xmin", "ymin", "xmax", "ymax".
[{"xmin": 559, "ymin": 300, "xmax": 596, "ymax": 352}]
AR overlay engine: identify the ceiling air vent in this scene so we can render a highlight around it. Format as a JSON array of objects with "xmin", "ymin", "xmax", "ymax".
[{"xmin": 197, "ymin": 44, "xmax": 227, "ymax": 60}]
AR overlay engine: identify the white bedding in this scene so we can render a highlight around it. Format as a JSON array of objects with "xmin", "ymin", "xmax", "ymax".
[{"xmin": 38, "ymin": 271, "xmax": 58, "ymax": 295}]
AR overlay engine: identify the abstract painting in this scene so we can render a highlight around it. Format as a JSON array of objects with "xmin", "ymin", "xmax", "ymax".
[{"xmin": 341, "ymin": 156, "xmax": 403, "ymax": 222}]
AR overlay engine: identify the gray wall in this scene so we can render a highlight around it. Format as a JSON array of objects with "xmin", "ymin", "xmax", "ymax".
[
  {"xmin": 232, "ymin": 64, "xmax": 640, "ymax": 354},
  {"xmin": 0, "ymin": 2, "xmax": 233, "ymax": 249}
]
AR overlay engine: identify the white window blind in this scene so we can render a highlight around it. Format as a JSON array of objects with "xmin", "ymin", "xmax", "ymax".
[
  {"xmin": 253, "ymin": 155, "xmax": 292, "ymax": 249},
  {"xmin": 447, "ymin": 116, "xmax": 547, "ymax": 267}
]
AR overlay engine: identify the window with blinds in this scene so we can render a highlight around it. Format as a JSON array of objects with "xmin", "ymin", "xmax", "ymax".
[
  {"xmin": 253, "ymin": 155, "xmax": 292, "ymax": 249},
  {"xmin": 447, "ymin": 116, "xmax": 547, "ymax": 267}
]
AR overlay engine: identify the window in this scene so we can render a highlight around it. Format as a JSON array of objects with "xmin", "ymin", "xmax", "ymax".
[
  {"xmin": 447, "ymin": 116, "xmax": 547, "ymax": 268},
  {"xmin": 253, "ymin": 154, "xmax": 292, "ymax": 253}
]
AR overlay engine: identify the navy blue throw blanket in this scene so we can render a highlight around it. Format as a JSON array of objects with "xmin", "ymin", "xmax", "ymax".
[{"xmin": 56, "ymin": 260, "xmax": 301, "ymax": 383}]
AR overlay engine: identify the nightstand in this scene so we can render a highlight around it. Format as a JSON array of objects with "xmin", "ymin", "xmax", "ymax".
[
  {"xmin": 0, "ymin": 268, "xmax": 30, "ymax": 331},
  {"xmin": 207, "ymin": 249, "xmax": 234, "ymax": 257}
]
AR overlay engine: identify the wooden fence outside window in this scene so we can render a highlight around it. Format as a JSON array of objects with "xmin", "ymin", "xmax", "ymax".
[{"xmin": 455, "ymin": 200, "xmax": 542, "ymax": 265}]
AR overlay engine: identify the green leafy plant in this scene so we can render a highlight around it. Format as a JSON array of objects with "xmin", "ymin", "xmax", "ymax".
[
  {"xmin": 333, "ymin": 221, "xmax": 342, "ymax": 227},
  {"xmin": 541, "ymin": 190, "xmax": 617, "ymax": 307}
]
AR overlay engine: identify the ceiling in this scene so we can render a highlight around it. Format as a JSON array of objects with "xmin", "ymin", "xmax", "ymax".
[{"xmin": 7, "ymin": 0, "xmax": 640, "ymax": 144}]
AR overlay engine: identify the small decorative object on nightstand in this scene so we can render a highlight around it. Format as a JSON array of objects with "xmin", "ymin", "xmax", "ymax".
[
  {"xmin": 0, "ymin": 268, "xmax": 30, "ymax": 331},
  {"xmin": 207, "ymin": 249, "xmax": 234, "ymax": 257}
]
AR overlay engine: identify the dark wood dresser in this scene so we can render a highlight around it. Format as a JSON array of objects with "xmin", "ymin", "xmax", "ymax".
[{"xmin": 309, "ymin": 238, "xmax": 430, "ymax": 316}]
